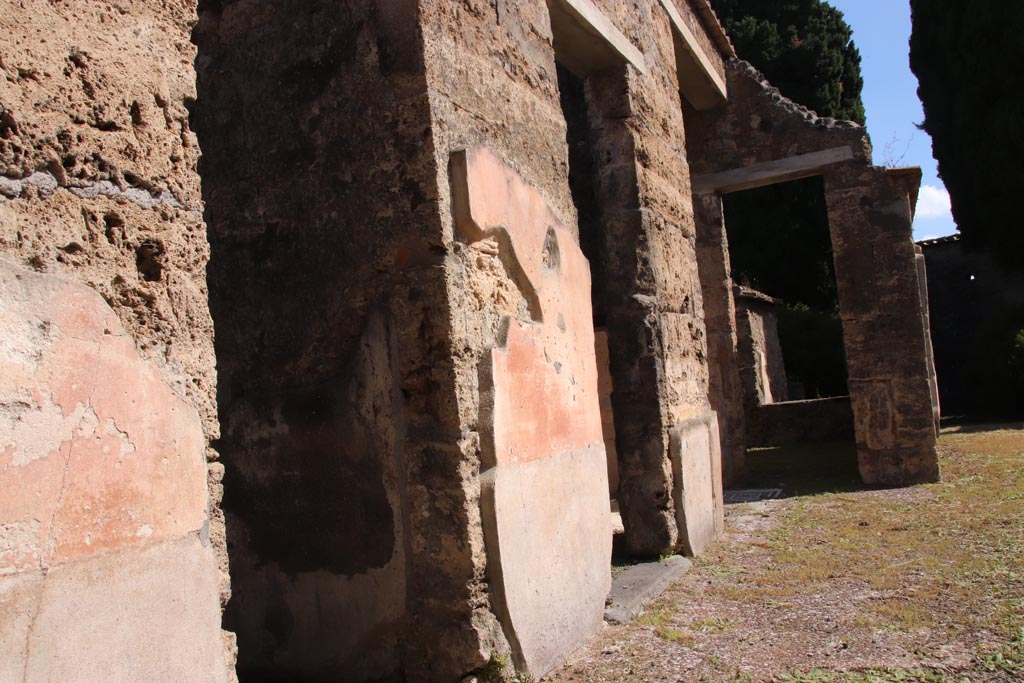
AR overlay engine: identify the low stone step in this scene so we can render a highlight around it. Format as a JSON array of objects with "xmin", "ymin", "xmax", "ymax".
[{"xmin": 604, "ymin": 556, "xmax": 692, "ymax": 624}]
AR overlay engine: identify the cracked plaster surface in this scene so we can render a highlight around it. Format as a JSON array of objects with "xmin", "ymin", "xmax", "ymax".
[{"xmin": 0, "ymin": 261, "xmax": 208, "ymax": 574}]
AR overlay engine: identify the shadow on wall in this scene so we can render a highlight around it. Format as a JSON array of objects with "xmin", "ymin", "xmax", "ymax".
[{"xmin": 189, "ymin": 1, "xmax": 436, "ymax": 680}]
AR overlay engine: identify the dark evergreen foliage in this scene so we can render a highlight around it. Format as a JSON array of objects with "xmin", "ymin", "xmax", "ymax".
[
  {"xmin": 713, "ymin": 0, "xmax": 866, "ymax": 124},
  {"xmin": 909, "ymin": 1, "xmax": 1024, "ymax": 271},
  {"xmin": 723, "ymin": 177, "xmax": 837, "ymax": 312}
]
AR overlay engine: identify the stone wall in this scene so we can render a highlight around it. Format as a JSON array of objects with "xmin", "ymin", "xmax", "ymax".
[
  {"xmin": 582, "ymin": 0, "xmax": 721, "ymax": 557},
  {"xmin": 685, "ymin": 60, "xmax": 871, "ymax": 175},
  {"xmin": 1, "ymin": 2, "xmax": 743, "ymax": 679},
  {"xmin": 595, "ymin": 329, "xmax": 621, "ymax": 494},
  {"xmin": 823, "ymin": 163, "xmax": 939, "ymax": 484},
  {"xmin": 416, "ymin": 0, "xmax": 727, "ymax": 672},
  {"xmin": 416, "ymin": 2, "xmax": 577, "ymax": 676},
  {"xmin": 192, "ymin": 1, "xmax": 446, "ymax": 680},
  {"xmin": 686, "ymin": 59, "xmax": 940, "ymax": 486},
  {"xmin": 1, "ymin": 1, "xmax": 232, "ymax": 680},
  {"xmin": 746, "ymin": 397, "xmax": 854, "ymax": 447},
  {"xmin": 693, "ymin": 193, "xmax": 746, "ymax": 486},
  {"xmin": 734, "ymin": 288, "xmax": 789, "ymax": 406}
]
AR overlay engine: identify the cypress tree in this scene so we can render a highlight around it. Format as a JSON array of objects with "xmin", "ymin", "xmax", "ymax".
[
  {"xmin": 714, "ymin": 0, "xmax": 865, "ymax": 124},
  {"xmin": 910, "ymin": 0, "xmax": 1024, "ymax": 271}
]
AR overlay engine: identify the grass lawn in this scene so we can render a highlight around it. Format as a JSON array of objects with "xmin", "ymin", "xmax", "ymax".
[{"xmin": 545, "ymin": 424, "xmax": 1024, "ymax": 683}]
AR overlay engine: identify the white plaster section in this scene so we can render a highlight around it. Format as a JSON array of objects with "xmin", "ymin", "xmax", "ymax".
[
  {"xmin": 547, "ymin": 0, "xmax": 646, "ymax": 76},
  {"xmin": 483, "ymin": 444, "xmax": 611, "ymax": 676},
  {"xmin": 3, "ymin": 537, "xmax": 230, "ymax": 683},
  {"xmin": 658, "ymin": 0, "xmax": 728, "ymax": 109},
  {"xmin": 692, "ymin": 145, "xmax": 856, "ymax": 195}
]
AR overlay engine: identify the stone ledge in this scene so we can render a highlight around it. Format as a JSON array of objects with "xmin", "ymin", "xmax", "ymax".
[
  {"xmin": 658, "ymin": 0, "xmax": 728, "ymax": 109},
  {"xmin": 605, "ymin": 556, "xmax": 692, "ymax": 624},
  {"xmin": 548, "ymin": 0, "xmax": 646, "ymax": 76}
]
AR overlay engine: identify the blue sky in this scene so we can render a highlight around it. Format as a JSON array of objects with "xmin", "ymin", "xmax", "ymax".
[{"xmin": 827, "ymin": 0, "xmax": 957, "ymax": 240}]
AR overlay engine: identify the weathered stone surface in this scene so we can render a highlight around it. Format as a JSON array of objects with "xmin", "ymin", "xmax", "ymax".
[
  {"xmin": 685, "ymin": 60, "xmax": 871, "ymax": 178},
  {"xmin": 694, "ymin": 193, "xmax": 747, "ymax": 487},
  {"xmin": 670, "ymin": 412, "xmax": 724, "ymax": 557},
  {"xmin": 734, "ymin": 287, "xmax": 789, "ymax": 407},
  {"xmin": 0, "ymin": 572, "xmax": 39, "ymax": 683},
  {"xmin": 605, "ymin": 555, "xmax": 692, "ymax": 624},
  {"xmin": 913, "ymin": 248, "xmax": 941, "ymax": 432},
  {"xmin": 747, "ymin": 397, "xmax": 855, "ymax": 447},
  {"xmin": 192, "ymin": 2, "xmax": 454, "ymax": 679},
  {"xmin": 456, "ymin": 147, "xmax": 611, "ymax": 677},
  {"xmin": 0, "ymin": 1, "xmax": 232, "ymax": 674},
  {"xmin": 485, "ymin": 444, "xmax": 610, "ymax": 675},
  {"xmin": 576, "ymin": 3, "xmax": 718, "ymax": 557},
  {"xmin": 824, "ymin": 163, "xmax": 940, "ymax": 485},
  {"xmin": 693, "ymin": 146, "xmax": 856, "ymax": 195},
  {"xmin": 595, "ymin": 329, "xmax": 620, "ymax": 495},
  {"xmin": 658, "ymin": 0, "xmax": 727, "ymax": 110},
  {"xmin": 0, "ymin": 262, "xmax": 226, "ymax": 681},
  {"xmin": 0, "ymin": 264, "xmax": 207, "ymax": 571},
  {"xmin": 685, "ymin": 56, "xmax": 940, "ymax": 489},
  {"xmin": 5, "ymin": 1, "xmax": 937, "ymax": 679},
  {"xmin": 0, "ymin": 0, "xmax": 217, "ymax": 435},
  {"xmin": 549, "ymin": 0, "xmax": 647, "ymax": 77}
]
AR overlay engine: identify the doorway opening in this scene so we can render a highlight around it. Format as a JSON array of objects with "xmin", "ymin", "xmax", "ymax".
[
  {"xmin": 721, "ymin": 177, "xmax": 858, "ymax": 496},
  {"xmin": 555, "ymin": 61, "xmax": 624, "ymax": 539}
]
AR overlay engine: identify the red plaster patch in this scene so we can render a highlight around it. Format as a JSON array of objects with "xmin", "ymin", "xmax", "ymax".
[{"xmin": 0, "ymin": 264, "xmax": 208, "ymax": 572}]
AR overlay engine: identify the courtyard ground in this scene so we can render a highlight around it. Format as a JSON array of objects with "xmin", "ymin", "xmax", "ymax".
[{"xmin": 549, "ymin": 424, "xmax": 1024, "ymax": 683}]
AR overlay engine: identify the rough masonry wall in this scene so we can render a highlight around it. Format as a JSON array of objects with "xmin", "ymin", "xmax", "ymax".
[
  {"xmin": 1, "ymin": 1, "xmax": 231, "ymax": 679},
  {"xmin": 686, "ymin": 58, "xmax": 939, "ymax": 486},
  {"xmin": 667, "ymin": 0, "xmax": 727, "ymax": 82},
  {"xmin": 824, "ymin": 163, "xmax": 939, "ymax": 484},
  {"xmin": 453, "ymin": 147, "xmax": 611, "ymax": 676},
  {"xmin": 414, "ymin": 2, "xmax": 577, "ymax": 677},
  {"xmin": 746, "ymin": 397, "xmax": 854, "ymax": 447},
  {"xmin": 192, "ymin": 2, "xmax": 449, "ymax": 680},
  {"xmin": 684, "ymin": 60, "xmax": 870, "ymax": 175},
  {"xmin": 415, "ymin": 0, "xmax": 725, "ymax": 673},
  {"xmin": 582, "ymin": 0, "xmax": 720, "ymax": 557},
  {"xmin": 734, "ymin": 291, "xmax": 789, "ymax": 406},
  {"xmin": 693, "ymin": 192, "xmax": 746, "ymax": 486}
]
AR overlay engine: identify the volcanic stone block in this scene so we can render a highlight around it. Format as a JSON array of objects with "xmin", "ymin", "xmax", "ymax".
[
  {"xmin": 455, "ymin": 147, "xmax": 611, "ymax": 677},
  {"xmin": 825, "ymin": 164, "xmax": 940, "ymax": 485},
  {"xmin": 693, "ymin": 193, "xmax": 746, "ymax": 487},
  {"xmin": 670, "ymin": 412, "xmax": 724, "ymax": 557},
  {"xmin": 747, "ymin": 397, "xmax": 855, "ymax": 447},
  {"xmin": 605, "ymin": 555, "xmax": 692, "ymax": 624}
]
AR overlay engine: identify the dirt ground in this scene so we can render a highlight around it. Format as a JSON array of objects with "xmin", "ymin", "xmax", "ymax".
[{"xmin": 549, "ymin": 424, "xmax": 1024, "ymax": 683}]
